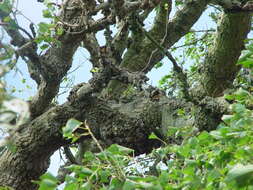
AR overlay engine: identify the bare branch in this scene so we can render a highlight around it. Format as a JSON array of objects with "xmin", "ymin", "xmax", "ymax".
[
  {"xmin": 0, "ymin": 11, "xmax": 26, "ymax": 46},
  {"xmin": 63, "ymin": 146, "xmax": 80, "ymax": 164},
  {"xmin": 171, "ymin": 31, "xmax": 211, "ymax": 49},
  {"xmin": 111, "ymin": 0, "xmax": 125, "ymax": 20},
  {"xmin": 148, "ymin": 0, "xmax": 210, "ymax": 69},
  {"xmin": 112, "ymin": 20, "xmax": 129, "ymax": 60},
  {"xmin": 89, "ymin": 2, "xmax": 110, "ymax": 16},
  {"xmin": 82, "ymin": 33, "xmax": 100, "ymax": 67},
  {"xmin": 137, "ymin": 22, "xmax": 191, "ymax": 101},
  {"xmin": 120, "ymin": 0, "xmax": 171, "ymax": 72},
  {"xmin": 0, "ymin": 10, "xmax": 42, "ymax": 84}
]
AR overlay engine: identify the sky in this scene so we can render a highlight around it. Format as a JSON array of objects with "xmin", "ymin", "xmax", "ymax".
[{"xmin": 3, "ymin": 0, "xmax": 216, "ymax": 178}]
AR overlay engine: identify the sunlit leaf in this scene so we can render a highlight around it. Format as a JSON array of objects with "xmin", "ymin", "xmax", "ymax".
[
  {"xmin": 122, "ymin": 180, "xmax": 136, "ymax": 190},
  {"xmin": 62, "ymin": 119, "xmax": 82, "ymax": 138},
  {"xmin": 107, "ymin": 144, "xmax": 134, "ymax": 155},
  {"xmin": 226, "ymin": 164, "xmax": 253, "ymax": 187},
  {"xmin": 149, "ymin": 132, "xmax": 159, "ymax": 140}
]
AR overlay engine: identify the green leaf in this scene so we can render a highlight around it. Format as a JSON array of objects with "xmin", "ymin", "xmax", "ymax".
[
  {"xmin": 110, "ymin": 178, "xmax": 124, "ymax": 189},
  {"xmin": 83, "ymin": 151, "xmax": 95, "ymax": 162},
  {"xmin": 42, "ymin": 9, "xmax": 52, "ymax": 18},
  {"xmin": 99, "ymin": 170, "xmax": 110, "ymax": 183},
  {"xmin": 40, "ymin": 44, "xmax": 49, "ymax": 50},
  {"xmin": 41, "ymin": 179, "xmax": 56, "ymax": 187},
  {"xmin": 64, "ymin": 175, "xmax": 77, "ymax": 184},
  {"xmin": 154, "ymin": 62, "xmax": 163, "ymax": 69},
  {"xmin": 65, "ymin": 165, "xmax": 93, "ymax": 176},
  {"xmin": 149, "ymin": 132, "xmax": 159, "ymax": 140},
  {"xmin": 56, "ymin": 27, "xmax": 64, "ymax": 36},
  {"xmin": 209, "ymin": 130, "xmax": 221, "ymax": 140},
  {"xmin": 40, "ymin": 173, "xmax": 58, "ymax": 182},
  {"xmin": 225, "ymin": 164, "xmax": 253, "ymax": 187},
  {"xmin": 38, "ymin": 22, "xmax": 50, "ymax": 33},
  {"xmin": 224, "ymin": 94, "xmax": 235, "ymax": 101},
  {"xmin": 3, "ymin": 16, "xmax": 11, "ymax": 23},
  {"xmin": 80, "ymin": 182, "xmax": 92, "ymax": 189},
  {"xmin": 37, "ymin": 173, "xmax": 58, "ymax": 190},
  {"xmin": 159, "ymin": 171, "xmax": 169, "ymax": 187},
  {"xmin": 122, "ymin": 180, "xmax": 136, "ymax": 190},
  {"xmin": 238, "ymin": 59, "xmax": 253, "ymax": 68},
  {"xmin": 0, "ymin": 186, "xmax": 14, "ymax": 190},
  {"xmin": 178, "ymin": 144, "xmax": 191, "ymax": 157},
  {"xmin": 90, "ymin": 67, "xmax": 100, "ymax": 73},
  {"xmin": 207, "ymin": 169, "xmax": 221, "ymax": 182},
  {"xmin": 197, "ymin": 131, "xmax": 212, "ymax": 145},
  {"xmin": 232, "ymin": 103, "xmax": 246, "ymax": 113},
  {"xmin": 222, "ymin": 114, "xmax": 234, "ymax": 124},
  {"xmin": 177, "ymin": 108, "xmax": 185, "ymax": 116},
  {"xmin": 64, "ymin": 183, "xmax": 79, "ymax": 190},
  {"xmin": 0, "ymin": 0, "xmax": 12, "ymax": 14},
  {"xmin": 107, "ymin": 144, "xmax": 134, "ymax": 155},
  {"xmin": 62, "ymin": 119, "xmax": 82, "ymax": 138},
  {"xmin": 6, "ymin": 142, "xmax": 16, "ymax": 153}
]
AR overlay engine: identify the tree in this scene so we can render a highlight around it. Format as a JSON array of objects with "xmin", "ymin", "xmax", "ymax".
[{"xmin": 0, "ymin": 0, "xmax": 253, "ymax": 189}]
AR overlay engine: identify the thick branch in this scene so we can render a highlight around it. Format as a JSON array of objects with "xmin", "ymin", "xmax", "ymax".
[
  {"xmin": 103, "ymin": 0, "xmax": 171, "ymax": 98},
  {"xmin": 0, "ymin": 10, "xmax": 42, "ymax": 84},
  {"xmin": 104, "ymin": 0, "xmax": 209, "ymax": 98},
  {"xmin": 111, "ymin": 0, "xmax": 125, "ymax": 19},
  {"xmin": 198, "ymin": 12, "xmax": 251, "ymax": 97},
  {"xmin": 30, "ymin": 0, "xmax": 116, "ymax": 117},
  {"xmin": 121, "ymin": 0, "xmax": 209, "ymax": 72},
  {"xmin": 0, "ymin": 10, "xmax": 27, "ymax": 47},
  {"xmin": 0, "ymin": 102, "xmax": 77, "ymax": 190},
  {"xmin": 82, "ymin": 33, "xmax": 100, "ymax": 67},
  {"xmin": 121, "ymin": 0, "xmax": 171, "ymax": 71},
  {"xmin": 148, "ymin": 0, "xmax": 210, "ymax": 70},
  {"xmin": 0, "ymin": 57, "xmax": 163, "ymax": 189}
]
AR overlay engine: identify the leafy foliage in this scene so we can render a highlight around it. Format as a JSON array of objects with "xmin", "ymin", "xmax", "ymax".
[
  {"xmin": 38, "ymin": 86, "xmax": 253, "ymax": 189},
  {"xmin": 34, "ymin": 1, "xmax": 63, "ymax": 50}
]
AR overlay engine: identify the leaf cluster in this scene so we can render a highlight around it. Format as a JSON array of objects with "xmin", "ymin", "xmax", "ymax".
[{"xmin": 37, "ymin": 85, "xmax": 253, "ymax": 189}]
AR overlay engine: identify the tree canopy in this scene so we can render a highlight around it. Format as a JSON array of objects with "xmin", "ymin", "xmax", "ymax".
[{"xmin": 0, "ymin": 0, "xmax": 253, "ymax": 189}]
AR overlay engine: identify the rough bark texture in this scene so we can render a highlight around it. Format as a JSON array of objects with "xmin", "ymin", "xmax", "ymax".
[
  {"xmin": 199, "ymin": 12, "xmax": 251, "ymax": 97},
  {"xmin": 0, "ymin": 0, "xmax": 252, "ymax": 189}
]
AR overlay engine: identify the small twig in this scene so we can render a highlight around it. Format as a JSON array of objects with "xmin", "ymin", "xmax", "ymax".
[
  {"xmin": 63, "ymin": 146, "xmax": 80, "ymax": 164},
  {"xmin": 104, "ymin": 25, "xmax": 113, "ymax": 49},
  {"xmin": 189, "ymin": 29, "xmax": 215, "ymax": 33},
  {"xmin": 172, "ymin": 32, "xmax": 210, "ymax": 49},
  {"xmin": 29, "ymin": 23, "xmax": 36, "ymax": 38},
  {"xmin": 84, "ymin": 121, "xmax": 126, "ymax": 180},
  {"xmin": 0, "ymin": 22, "xmax": 33, "ymax": 40},
  {"xmin": 84, "ymin": 121, "xmax": 104, "ymax": 153},
  {"xmin": 17, "ymin": 25, "xmax": 34, "ymax": 40}
]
